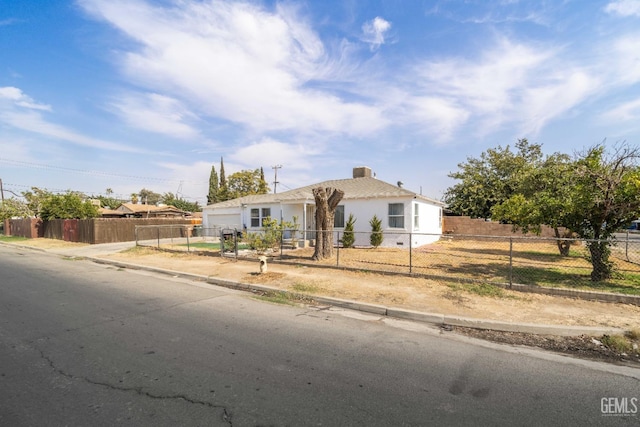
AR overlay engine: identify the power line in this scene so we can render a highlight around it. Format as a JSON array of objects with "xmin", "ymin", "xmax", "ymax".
[
  {"xmin": 3, "ymin": 182, "xmax": 130, "ymax": 199},
  {"xmin": 2, "ymin": 182, "xmax": 207, "ymax": 204},
  {"xmin": 0, "ymin": 157, "xmax": 202, "ymax": 184}
]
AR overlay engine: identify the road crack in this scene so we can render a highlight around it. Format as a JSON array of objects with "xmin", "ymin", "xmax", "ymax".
[
  {"xmin": 54, "ymin": 294, "xmax": 233, "ymax": 336},
  {"xmin": 39, "ymin": 350, "xmax": 233, "ymax": 426}
]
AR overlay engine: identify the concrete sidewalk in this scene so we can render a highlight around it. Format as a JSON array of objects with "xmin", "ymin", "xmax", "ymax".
[
  {"xmin": 19, "ymin": 240, "xmax": 626, "ymax": 338},
  {"xmin": 47, "ymin": 241, "xmax": 139, "ymax": 257}
]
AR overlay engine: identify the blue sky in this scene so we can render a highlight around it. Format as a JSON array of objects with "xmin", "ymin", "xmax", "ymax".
[{"xmin": 2, "ymin": 0, "xmax": 640, "ymax": 206}]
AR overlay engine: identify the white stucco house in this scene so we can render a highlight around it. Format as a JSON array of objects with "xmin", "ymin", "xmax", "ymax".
[{"xmin": 202, "ymin": 167, "xmax": 445, "ymax": 248}]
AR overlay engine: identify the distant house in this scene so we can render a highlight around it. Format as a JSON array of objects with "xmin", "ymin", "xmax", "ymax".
[
  {"xmin": 114, "ymin": 203, "xmax": 189, "ymax": 219},
  {"xmin": 202, "ymin": 167, "xmax": 444, "ymax": 248},
  {"xmin": 98, "ymin": 207, "xmax": 125, "ymax": 218}
]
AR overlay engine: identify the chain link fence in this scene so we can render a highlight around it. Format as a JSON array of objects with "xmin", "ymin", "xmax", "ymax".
[{"xmin": 134, "ymin": 224, "xmax": 640, "ymax": 294}]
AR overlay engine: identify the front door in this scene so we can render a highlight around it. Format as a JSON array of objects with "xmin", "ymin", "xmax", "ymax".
[{"xmin": 306, "ymin": 205, "xmax": 316, "ymax": 240}]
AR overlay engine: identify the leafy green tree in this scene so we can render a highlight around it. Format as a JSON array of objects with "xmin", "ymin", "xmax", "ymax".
[
  {"xmin": 369, "ymin": 214, "xmax": 383, "ymax": 248},
  {"xmin": 138, "ymin": 188, "xmax": 162, "ymax": 205},
  {"xmin": 207, "ymin": 165, "xmax": 219, "ymax": 205},
  {"xmin": 444, "ymin": 139, "xmax": 543, "ymax": 218},
  {"xmin": 0, "ymin": 198, "xmax": 33, "ymax": 221},
  {"xmin": 491, "ymin": 152, "xmax": 574, "ymax": 255},
  {"xmin": 22, "ymin": 187, "xmax": 51, "ymax": 215},
  {"xmin": 562, "ymin": 144, "xmax": 640, "ymax": 281},
  {"xmin": 93, "ymin": 188, "xmax": 122, "ymax": 210},
  {"xmin": 470, "ymin": 141, "xmax": 640, "ymax": 281},
  {"xmin": 341, "ymin": 213, "xmax": 356, "ymax": 248},
  {"xmin": 93, "ymin": 195, "xmax": 118, "ymax": 210},
  {"xmin": 227, "ymin": 169, "xmax": 270, "ymax": 199},
  {"xmin": 39, "ymin": 192, "xmax": 99, "ymax": 220},
  {"xmin": 161, "ymin": 192, "xmax": 201, "ymax": 212}
]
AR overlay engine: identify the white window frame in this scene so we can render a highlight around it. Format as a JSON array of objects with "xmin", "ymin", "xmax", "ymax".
[
  {"xmin": 388, "ymin": 203, "xmax": 405, "ymax": 229},
  {"xmin": 261, "ymin": 208, "xmax": 271, "ymax": 226},
  {"xmin": 251, "ymin": 207, "xmax": 272, "ymax": 227},
  {"xmin": 250, "ymin": 208, "xmax": 260, "ymax": 227}
]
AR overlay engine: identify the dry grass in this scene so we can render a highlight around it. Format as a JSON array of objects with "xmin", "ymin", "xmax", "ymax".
[
  {"xmin": 2, "ymin": 237, "xmax": 89, "ymax": 250},
  {"xmin": 277, "ymin": 239, "xmax": 640, "ymax": 295}
]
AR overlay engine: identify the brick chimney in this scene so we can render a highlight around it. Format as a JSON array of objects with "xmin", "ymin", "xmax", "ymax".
[{"xmin": 353, "ymin": 166, "xmax": 372, "ymax": 178}]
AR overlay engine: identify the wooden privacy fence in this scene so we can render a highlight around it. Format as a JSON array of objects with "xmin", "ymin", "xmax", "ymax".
[
  {"xmin": 5, "ymin": 218, "xmax": 195, "ymax": 244},
  {"xmin": 3, "ymin": 218, "xmax": 43, "ymax": 238}
]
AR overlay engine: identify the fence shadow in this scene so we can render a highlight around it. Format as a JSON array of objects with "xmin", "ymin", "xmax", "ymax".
[{"xmin": 134, "ymin": 225, "xmax": 640, "ymax": 296}]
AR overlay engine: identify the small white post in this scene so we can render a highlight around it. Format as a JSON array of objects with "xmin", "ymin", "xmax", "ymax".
[{"xmin": 259, "ymin": 256, "xmax": 268, "ymax": 274}]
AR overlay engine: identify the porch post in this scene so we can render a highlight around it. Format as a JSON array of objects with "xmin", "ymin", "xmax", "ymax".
[{"xmin": 302, "ymin": 202, "xmax": 307, "ymax": 242}]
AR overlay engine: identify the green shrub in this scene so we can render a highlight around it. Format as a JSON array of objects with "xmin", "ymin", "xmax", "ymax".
[
  {"xmin": 369, "ymin": 214, "xmax": 383, "ymax": 248},
  {"xmin": 244, "ymin": 217, "xmax": 299, "ymax": 253},
  {"xmin": 341, "ymin": 213, "xmax": 356, "ymax": 248}
]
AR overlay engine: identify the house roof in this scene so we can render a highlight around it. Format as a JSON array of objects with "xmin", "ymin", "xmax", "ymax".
[
  {"xmin": 115, "ymin": 203, "xmax": 188, "ymax": 214},
  {"xmin": 206, "ymin": 177, "xmax": 444, "ymax": 209},
  {"xmin": 99, "ymin": 207, "xmax": 125, "ymax": 217}
]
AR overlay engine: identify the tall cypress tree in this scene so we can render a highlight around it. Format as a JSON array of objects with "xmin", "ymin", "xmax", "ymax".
[
  {"xmin": 258, "ymin": 167, "xmax": 269, "ymax": 194},
  {"xmin": 219, "ymin": 157, "xmax": 229, "ymax": 201},
  {"xmin": 207, "ymin": 165, "xmax": 219, "ymax": 204}
]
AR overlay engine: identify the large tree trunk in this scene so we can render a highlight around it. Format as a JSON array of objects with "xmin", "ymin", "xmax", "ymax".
[
  {"xmin": 312, "ymin": 187, "xmax": 345, "ymax": 261},
  {"xmin": 553, "ymin": 227, "xmax": 572, "ymax": 257},
  {"xmin": 587, "ymin": 240, "xmax": 613, "ymax": 281}
]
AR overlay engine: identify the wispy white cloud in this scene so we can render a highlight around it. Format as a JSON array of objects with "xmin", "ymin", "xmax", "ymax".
[
  {"xmin": 602, "ymin": 97, "xmax": 640, "ymax": 122},
  {"xmin": 429, "ymin": 1, "xmax": 553, "ymax": 27},
  {"xmin": 519, "ymin": 70, "xmax": 598, "ymax": 134},
  {"xmin": 361, "ymin": 17, "xmax": 391, "ymax": 51},
  {"xmin": 1, "ymin": 110, "xmax": 141, "ymax": 153},
  {"xmin": 405, "ymin": 38, "xmax": 602, "ymax": 138},
  {"xmin": 418, "ymin": 39, "xmax": 553, "ymax": 113},
  {"xmin": 605, "ymin": 0, "xmax": 640, "ymax": 17},
  {"xmin": 79, "ymin": 0, "xmax": 388, "ymax": 139},
  {"xmin": 0, "ymin": 86, "xmax": 141, "ymax": 153},
  {"xmin": 110, "ymin": 92, "xmax": 200, "ymax": 139},
  {"xmin": 401, "ymin": 96, "xmax": 470, "ymax": 143},
  {"xmin": 154, "ymin": 159, "xmax": 211, "ymax": 199},
  {"xmin": 0, "ymin": 86, "xmax": 51, "ymax": 111},
  {"xmin": 0, "ymin": 18, "xmax": 20, "ymax": 27},
  {"xmin": 75, "ymin": 0, "xmax": 640, "ymax": 149},
  {"xmin": 608, "ymin": 33, "xmax": 640, "ymax": 85},
  {"xmin": 228, "ymin": 137, "xmax": 314, "ymax": 171}
]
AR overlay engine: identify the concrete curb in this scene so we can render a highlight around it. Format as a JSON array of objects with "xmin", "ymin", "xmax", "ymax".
[
  {"xmin": 85, "ymin": 255, "xmax": 626, "ymax": 337},
  {"xmin": 439, "ymin": 316, "xmax": 624, "ymax": 337}
]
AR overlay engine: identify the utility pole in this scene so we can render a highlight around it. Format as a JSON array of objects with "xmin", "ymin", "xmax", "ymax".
[
  {"xmin": 0, "ymin": 178, "xmax": 4, "ymax": 203},
  {"xmin": 272, "ymin": 165, "xmax": 282, "ymax": 194}
]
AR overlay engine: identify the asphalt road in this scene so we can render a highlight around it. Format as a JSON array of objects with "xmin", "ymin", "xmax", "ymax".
[{"xmin": 0, "ymin": 244, "xmax": 638, "ymax": 426}]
